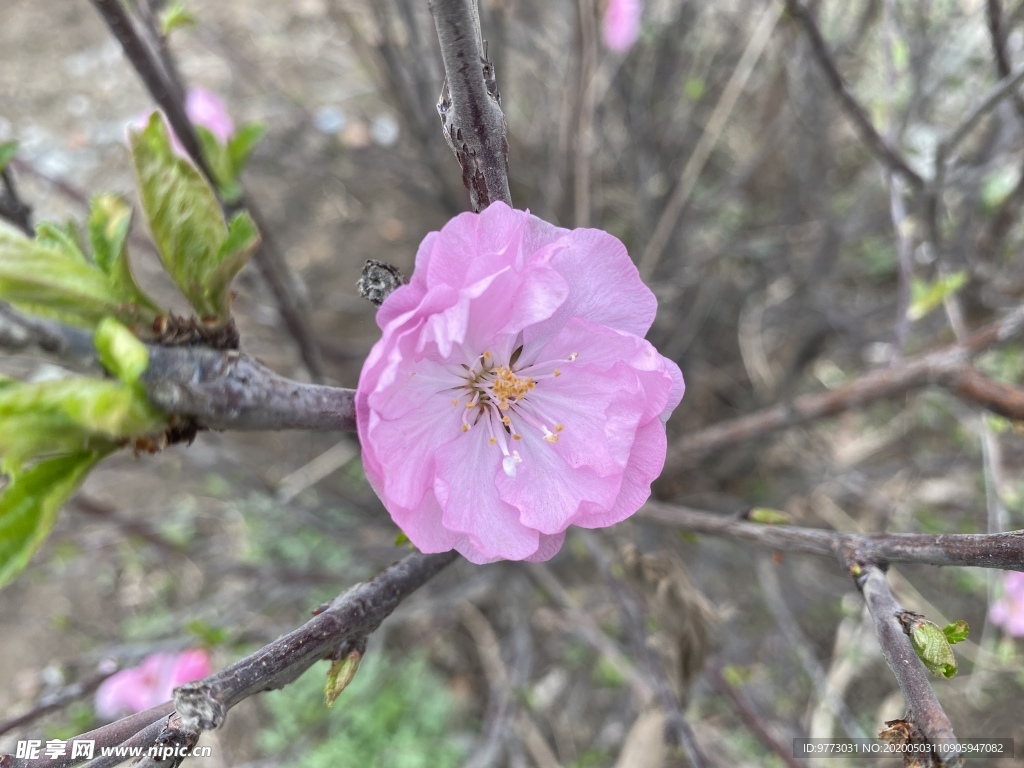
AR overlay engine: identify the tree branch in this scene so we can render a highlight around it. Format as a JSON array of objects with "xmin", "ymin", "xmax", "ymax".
[
  {"xmin": 1, "ymin": 552, "xmax": 458, "ymax": 768},
  {"xmin": 89, "ymin": 0, "xmax": 326, "ymax": 381},
  {"xmin": 0, "ymin": 307, "xmax": 355, "ymax": 432},
  {"xmin": 141, "ymin": 346, "xmax": 355, "ymax": 432},
  {"xmin": 783, "ymin": 0, "xmax": 925, "ymax": 188},
  {"xmin": 665, "ymin": 305, "xmax": 1024, "ymax": 471},
  {"xmin": 854, "ymin": 564, "xmax": 962, "ymax": 767},
  {"xmin": 639, "ymin": 503, "xmax": 1024, "ymax": 570},
  {"xmin": 429, "ymin": 0, "xmax": 512, "ymax": 211}
]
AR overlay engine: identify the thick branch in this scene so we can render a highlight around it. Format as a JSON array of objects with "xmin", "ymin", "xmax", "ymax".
[
  {"xmin": 666, "ymin": 306, "xmax": 1024, "ymax": 471},
  {"xmin": 639, "ymin": 503, "xmax": 1024, "ymax": 570},
  {"xmin": 142, "ymin": 346, "xmax": 355, "ymax": 432},
  {"xmin": 0, "ymin": 308, "xmax": 355, "ymax": 432},
  {"xmin": 1, "ymin": 552, "xmax": 457, "ymax": 768},
  {"xmin": 429, "ymin": 0, "xmax": 512, "ymax": 211},
  {"xmin": 855, "ymin": 564, "xmax": 962, "ymax": 767}
]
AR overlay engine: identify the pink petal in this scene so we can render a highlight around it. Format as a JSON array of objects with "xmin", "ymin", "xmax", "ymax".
[
  {"xmin": 168, "ymin": 649, "xmax": 212, "ymax": 688},
  {"xmin": 526, "ymin": 531, "xmax": 567, "ymax": 562},
  {"xmin": 525, "ymin": 227, "xmax": 657, "ymax": 345},
  {"xmin": 603, "ymin": 0, "xmax": 643, "ymax": 52},
  {"xmin": 421, "ymin": 203, "xmax": 530, "ymax": 292},
  {"xmin": 573, "ymin": 417, "xmax": 667, "ymax": 530},
  {"xmin": 185, "ymin": 87, "xmax": 235, "ymax": 143},
  {"xmin": 434, "ymin": 425, "xmax": 541, "ymax": 560},
  {"xmin": 497, "ymin": 430, "xmax": 623, "ymax": 534},
  {"xmin": 94, "ymin": 650, "xmax": 211, "ymax": 719}
]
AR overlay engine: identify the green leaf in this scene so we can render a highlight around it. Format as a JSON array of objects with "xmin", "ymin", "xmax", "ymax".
[
  {"xmin": 0, "ymin": 141, "xmax": 17, "ymax": 174},
  {"xmin": 907, "ymin": 616, "xmax": 958, "ymax": 678},
  {"xmin": 194, "ymin": 124, "xmax": 236, "ymax": 201},
  {"xmin": 130, "ymin": 113, "xmax": 241, "ymax": 322},
  {"xmin": 184, "ymin": 618, "xmax": 230, "ymax": 648},
  {"xmin": 0, "ymin": 450, "xmax": 107, "ymax": 589},
  {"xmin": 88, "ymin": 194, "xmax": 163, "ymax": 316},
  {"xmin": 206, "ymin": 212, "xmax": 260, "ymax": 314},
  {"xmin": 0, "ymin": 378, "xmax": 164, "ymax": 475},
  {"xmin": 227, "ymin": 123, "xmax": 266, "ymax": 177},
  {"xmin": 908, "ymin": 272, "xmax": 968, "ymax": 321},
  {"xmin": 748, "ymin": 507, "xmax": 790, "ymax": 525},
  {"xmin": 942, "ymin": 620, "xmax": 969, "ymax": 645},
  {"xmin": 325, "ymin": 649, "xmax": 363, "ymax": 707},
  {"xmin": 159, "ymin": 1, "xmax": 198, "ymax": 36},
  {"xmin": 95, "ymin": 318, "xmax": 150, "ymax": 384},
  {"xmin": 35, "ymin": 221, "xmax": 87, "ymax": 263},
  {"xmin": 0, "ymin": 221, "xmax": 156, "ymax": 329}
]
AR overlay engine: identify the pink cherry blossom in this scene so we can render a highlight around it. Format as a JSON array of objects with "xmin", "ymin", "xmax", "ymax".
[
  {"xmin": 990, "ymin": 571, "xmax": 1024, "ymax": 637},
  {"xmin": 94, "ymin": 649, "xmax": 212, "ymax": 719},
  {"xmin": 357, "ymin": 202, "xmax": 683, "ymax": 564},
  {"xmin": 183, "ymin": 87, "xmax": 235, "ymax": 144},
  {"xmin": 603, "ymin": 0, "xmax": 643, "ymax": 52}
]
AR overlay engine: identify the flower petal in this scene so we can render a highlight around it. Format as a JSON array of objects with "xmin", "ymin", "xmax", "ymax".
[
  {"xmin": 434, "ymin": 423, "xmax": 541, "ymax": 560},
  {"xmin": 572, "ymin": 417, "xmax": 667, "ymax": 530}
]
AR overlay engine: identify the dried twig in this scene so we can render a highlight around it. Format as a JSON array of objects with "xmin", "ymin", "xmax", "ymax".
[
  {"xmin": 706, "ymin": 664, "xmax": 806, "ymax": 768},
  {"xmin": 1, "ymin": 552, "xmax": 458, "ymax": 768},
  {"xmin": 665, "ymin": 305, "xmax": 1024, "ymax": 471},
  {"xmin": 0, "ymin": 665, "xmax": 121, "ymax": 739},
  {"xmin": 580, "ymin": 534, "xmax": 710, "ymax": 767},
  {"xmin": 0, "ymin": 167, "xmax": 33, "ymax": 237},
  {"xmin": 638, "ymin": 1, "xmax": 781, "ymax": 280},
  {"xmin": 756, "ymin": 558, "xmax": 867, "ymax": 739},
  {"xmin": 429, "ymin": 0, "xmax": 512, "ymax": 211},
  {"xmin": 783, "ymin": 0, "xmax": 925, "ymax": 188},
  {"xmin": 638, "ymin": 503, "xmax": 1024, "ymax": 570}
]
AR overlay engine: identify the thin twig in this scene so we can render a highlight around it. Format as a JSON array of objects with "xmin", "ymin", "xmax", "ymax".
[
  {"xmin": 706, "ymin": 664, "xmax": 806, "ymax": 768},
  {"xmin": 429, "ymin": 0, "xmax": 512, "ymax": 211},
  {"xmin": 665, "ymin": 305, "xmax": 1024, "ymax": 471},
  {"xmin": 638, "ymin": 1, "xmax": 781, "ymax": 280},
  {"xmin": 783, "ymin": 0, "xmax": 925, "ymax": 189},
  {"xmin": 985, "ymin": 0, "xmax": 1024, "ymax": 117},
  {"xmin": 0, "ymin": 665, "xmax": 121, "ymax": 739},
  {"xmin": 638, "ymin": 503, "xmax": 1024, "ymax": 570},
  {"xmin": 1, "ymin": 552, "xmax": 458, "ymax": 768},
  {"xmin": 937, "ymin": 60, "xmax": 1024, "ymax": 164},
  {"xmin": 579, "ymin": 533, "xmax": 710, "ymax": 767},
  {"xmin": 756, "ymin": 558, "xmax": 867, "ymax": 740},
  {"xmin": 573, "ymin": 0, "xmax": 598, "ymax": 228},
  {"xmin": 0, "ymin": 167, "xmax": 34, "ymax": 237}
]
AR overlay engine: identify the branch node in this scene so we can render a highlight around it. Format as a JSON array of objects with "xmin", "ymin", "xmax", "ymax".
[{"xmin": 358, "ymin": 260, "xmax": 406, "ymax": 306}]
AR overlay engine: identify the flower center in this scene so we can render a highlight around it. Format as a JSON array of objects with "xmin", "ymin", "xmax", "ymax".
[{"xmin": 451, "ymin": 348, "xmax": 577, "ymax": 477}]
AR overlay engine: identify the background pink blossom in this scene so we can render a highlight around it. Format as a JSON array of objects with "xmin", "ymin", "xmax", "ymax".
[
  {"xmin": 94, "ymin": 649, "xmax": 212, "ymax": 719},
  {"xmin": 990, "ymin": 571, "xmax": 1024, "ymax": 637},
  {"xmin": 602, "ymin": 0, "xmax": 643, "ymax": 52},
  {"xmin": 357, "ymin": 203, "xmax": 682, "ymax": 564},
  {"xmin": 130, "ymin": 86, "xmax": 234, "ymax": 158}
]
